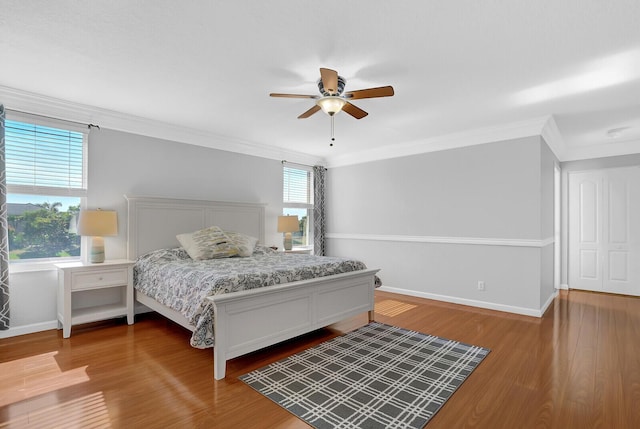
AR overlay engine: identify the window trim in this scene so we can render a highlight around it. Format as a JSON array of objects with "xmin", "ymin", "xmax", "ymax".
[
  {"xmin": 283, "ymin": 165, "xmax": 314, "ymax": 250},
  {"xmin": 5, "ymin": 110, "xmax": 88, "ymax": 198},
  {"xmin": 5, "ymin": 111, "xmax": 88, "ymax": 267}
]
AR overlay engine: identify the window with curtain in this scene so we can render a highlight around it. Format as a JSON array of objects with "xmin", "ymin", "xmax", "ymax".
[
  {"xmin": 283, "ymin": 165, "xmax": 314, "ymax": 250},
  {"xmin": 5, "ymin": 112, "xmax": 87, "ymax": 262}
]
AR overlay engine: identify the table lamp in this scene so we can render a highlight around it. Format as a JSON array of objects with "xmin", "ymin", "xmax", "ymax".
[
  {"xmin": 277, "ymin": 215, "xmax": 299, "ymax": 251},
  {"xmin": 77, "ymin": 209, "xmax": 118, "ymax": 263}
]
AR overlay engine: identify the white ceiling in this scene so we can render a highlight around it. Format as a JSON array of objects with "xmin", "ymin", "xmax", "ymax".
[{"xmin": 2, "ymin": 1, "xmax": 640, "ymax": 166}]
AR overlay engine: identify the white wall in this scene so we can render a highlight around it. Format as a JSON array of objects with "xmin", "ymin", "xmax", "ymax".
[
  {"xmin": 3, "ymin": 128, "xmax": 283, "ymax": 338},
  {"xmin": 326, "ymin": 136, "xmax": 557, "ymax": 316}
]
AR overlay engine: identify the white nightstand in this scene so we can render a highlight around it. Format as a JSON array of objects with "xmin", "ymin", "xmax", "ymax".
[{"xmin": 55, "ymin": 259, "xmax": 134, "ymax": 338}]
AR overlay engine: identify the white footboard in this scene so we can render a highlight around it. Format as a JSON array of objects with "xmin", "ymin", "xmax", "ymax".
[{"xmin": 208, "ymin": 268, "xmax": 379, "ymax": 379}]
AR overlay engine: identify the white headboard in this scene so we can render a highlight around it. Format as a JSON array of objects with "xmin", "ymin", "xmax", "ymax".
[{"xmin": 125, "ymin": 195, "xmax": 266, "ymax": 259}]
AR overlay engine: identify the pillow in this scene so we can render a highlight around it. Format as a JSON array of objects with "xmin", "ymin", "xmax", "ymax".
[
  {"xmin": 252, "ymin": 244, "xmax": 278, "ymax": 255},
  {"xmin": 224, "ymin": 231, "xmax": 258, "ymax": 257},
  {"xmin": 137, "ymin": 247, "xmax": 190, "ymax": 263},
  {"xmin": 176, "ymin": 226, "xmax": 239, "ymax": 260}
]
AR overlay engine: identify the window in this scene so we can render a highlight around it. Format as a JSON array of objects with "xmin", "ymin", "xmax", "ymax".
[
  {"xmin": 283, "ymin": 165, "xmax": 314, "ymax": 249},
  {"xmin": 5, "ymin": 112, "xmax": 87, "ymax": 262}
]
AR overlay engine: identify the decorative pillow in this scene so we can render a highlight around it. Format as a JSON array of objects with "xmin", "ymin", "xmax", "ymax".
[
  {"xmin": 252, "ymin": 244, "xmax": 278, "ymax": 255},
  {"xmin": 137, "ymin": 247, "xmax": 190, "ymax": 263},
  {"xmin": 224, "ymin": 231, "xmax": 258, "ymax": 257},
  {"xmin": 176, "ymin": 226, "xmax": 239, "ymax": 260}
]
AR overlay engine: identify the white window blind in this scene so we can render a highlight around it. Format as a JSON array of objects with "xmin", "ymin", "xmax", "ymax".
[
  {"xmin": 283, "ymin": 166, "xmax": 313, "ymax": 205},
  {"xmin": 5, "ymin": 115, "xmax": 87, "ymax": 197}
]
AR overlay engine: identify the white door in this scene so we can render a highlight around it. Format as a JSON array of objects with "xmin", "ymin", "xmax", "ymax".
[
  {"xmin": 569, "ymin": 171, "xmax": 603, "ymax": 292},
  {"xmin": 604, "ymin": 167, "xmax": 640, "ymax": 294},
  {"xmin": 568, "ymin": 167, "xmax": 640, "ymax": 295}
]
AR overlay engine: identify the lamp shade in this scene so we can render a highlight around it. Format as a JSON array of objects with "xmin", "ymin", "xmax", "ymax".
[
  {"xmin": 77, "ymin": 210, "xmax": 118, "ymax": 237},
  {"xmin": 277, "ymin": 215, "xmax": 299, "ymax": 233}
]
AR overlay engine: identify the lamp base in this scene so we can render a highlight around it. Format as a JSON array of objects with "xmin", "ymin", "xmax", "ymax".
[
  {"xmin": 89, "ymin": 236, "xmax": 105, "ymax": 263},
  {"xmin": 283, "ymin": 232, "xmax": 293, "ymax": 251}
]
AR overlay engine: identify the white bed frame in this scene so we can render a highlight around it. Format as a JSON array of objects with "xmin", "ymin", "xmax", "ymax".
[{"xmin": 126, "ymin": 195, "xmax": 378, "ymax": 379}]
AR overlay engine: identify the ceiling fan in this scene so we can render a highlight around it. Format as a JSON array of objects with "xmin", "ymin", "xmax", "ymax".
[{"xmin": 270, "ymin": 67, "xmax": 394, "ymax": 120}]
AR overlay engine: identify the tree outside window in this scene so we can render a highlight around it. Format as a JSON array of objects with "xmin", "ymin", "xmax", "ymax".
[{"xmin": 7, "ymin": 197, "xmax": 81, "ymax": 260}]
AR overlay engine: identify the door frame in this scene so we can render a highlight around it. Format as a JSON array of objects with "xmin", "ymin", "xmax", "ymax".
[
  {"xmin": 566, "ymin": 165, "xmax": 640, "ymax": 295},
  {"xmin": 554, "ymin": 165, "xmax": 561, "ymax": 289}
]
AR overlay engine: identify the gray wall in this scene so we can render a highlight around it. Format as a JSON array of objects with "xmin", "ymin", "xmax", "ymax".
[
  {"xmin": 539, "ymin": 139, "xmax": 557, "ymax": 308},
  {"xmin": 329, "ymin": 137, "xmax": 542, "ymax": 239},
  {"xmin": 540, "ymin": 140, "xmax": 556, "ymax": 239},
  {"xmin": 5, "ymin": 129, "xmax": 563, "ymax": 336},
  {"xmin": 5, "ymin": 128, "xmax": 283, "ymax": 337},
  {"xmin": 88, "ymin": 129, "xmax": 283, "ymax": 259},
  {"xmin": 327, "ymin": 136, "xmax": 557, "ymax": 315}
]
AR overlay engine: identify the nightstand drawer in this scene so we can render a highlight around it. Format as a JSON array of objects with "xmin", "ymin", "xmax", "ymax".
[{"xmin": 71, "ymin": 268, "xmax": 129, "ymax": 290}]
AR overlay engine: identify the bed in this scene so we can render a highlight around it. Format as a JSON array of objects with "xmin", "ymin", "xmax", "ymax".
[{"xmin": 126, "ymin": 195, "xmax": 379, "ymax": 379}]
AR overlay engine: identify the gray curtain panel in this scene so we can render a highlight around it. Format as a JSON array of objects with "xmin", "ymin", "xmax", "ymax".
[
  {"xmin": 313, "ymin": 165, "xmax": 326, "ymax": 256},
  {"xmin": 0, "ymin": 104, "xmax": 9, "ymax": 330}
]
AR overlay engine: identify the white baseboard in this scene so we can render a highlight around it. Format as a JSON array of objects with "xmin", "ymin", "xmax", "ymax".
[
  {"xmin": 556, "ymin": 283, "xmax": 569, "ymax": 290},
  {"xmin": 377, "ymin": 286, "xmax": 556, "ymax": 318},
  {"xmin": 540, "ymin": 290, "xmax": 559, "ymax": 316},
  {"xmin": 0, "ymin": 305, "xmax": 154, "ymax": 339},
  {"xmin": 0, "ymin": 320, "xmax": 59, "ymax": 339}
]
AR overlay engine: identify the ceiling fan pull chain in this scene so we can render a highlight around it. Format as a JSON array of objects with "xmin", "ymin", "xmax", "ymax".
[{"xmin": 330, "ymin": 115, "xmax": 335, "ymax": 146}]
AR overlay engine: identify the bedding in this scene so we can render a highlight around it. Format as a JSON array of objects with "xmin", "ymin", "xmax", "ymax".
[{"xmin": 134, "ymin": 246, "xmax": 368, "ymax": 348}]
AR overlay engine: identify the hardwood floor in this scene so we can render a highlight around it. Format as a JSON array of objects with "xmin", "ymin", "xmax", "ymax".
[{"xmin": 1, "ymin": 289, "xmax": 639, "ymax": 428}]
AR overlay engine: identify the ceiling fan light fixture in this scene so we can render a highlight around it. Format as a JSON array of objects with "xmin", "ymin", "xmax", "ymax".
[
  {"xmin": 317, "ymin": 96, "xmax": 347, "ymax": 116},
  {"xmin": 270, "ymin": 67, "xmax": 393, "ymax": 120}
]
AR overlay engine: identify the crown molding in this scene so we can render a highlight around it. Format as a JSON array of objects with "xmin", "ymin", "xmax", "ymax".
[
  {"xmin": 540, "ymin": 115, "xmax": 566, "ymax": 161},
  {"xmin": 325, "ymin": 116, "xmax": 555, "ymax": 168},
  {"xmin": 1, "ymin": 85, "xmax": 96, "ymax": 124},
  {"xmin": 10, "ymin": 84, "xmax": 633, "ymax": 167},
  {"xmin": 561, "ymin": 138, "xmax": 640, "ymax": 161},
  {"xmin": 0, "ymin": 85, "xmax": 323, "ymax": 167},
  {"xmin": 539, "ymin": 116, "xmax": 640, "ymax": 164}
]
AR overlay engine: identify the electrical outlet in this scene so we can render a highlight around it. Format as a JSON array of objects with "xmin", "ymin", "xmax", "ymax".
[{"xmin": 477, "ymin": 281, "xmax": 485, "ymax": 291}]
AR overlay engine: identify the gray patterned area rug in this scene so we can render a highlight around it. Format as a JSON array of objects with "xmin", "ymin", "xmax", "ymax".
[{"xmin": 240, "ymin": 322, "xmax": 490, "ymax": 429}]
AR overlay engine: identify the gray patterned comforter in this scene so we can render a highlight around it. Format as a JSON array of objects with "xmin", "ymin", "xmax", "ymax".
[{"xmin": 134, "ymin": 246, "xmax": 367, "ymax": 348}]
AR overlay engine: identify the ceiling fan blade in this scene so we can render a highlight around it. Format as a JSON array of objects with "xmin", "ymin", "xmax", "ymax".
[
  {"xmin": 344, "ymin": 85, "xmax": 395, "ymax": 100},
  {"xmin": 320, "ymin": 68, "xmax": 339, "ymax": 95},
  {"xmin": 298, "ymin": 105, "xmax": 321, "ymax": 119},
  {"xmin": 342, "ymin": 102, "xmax": 368, "ymax": 119},
  {"xmin": 270, "ymin": 93, "xmax": 318, "ymax": 99}
]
